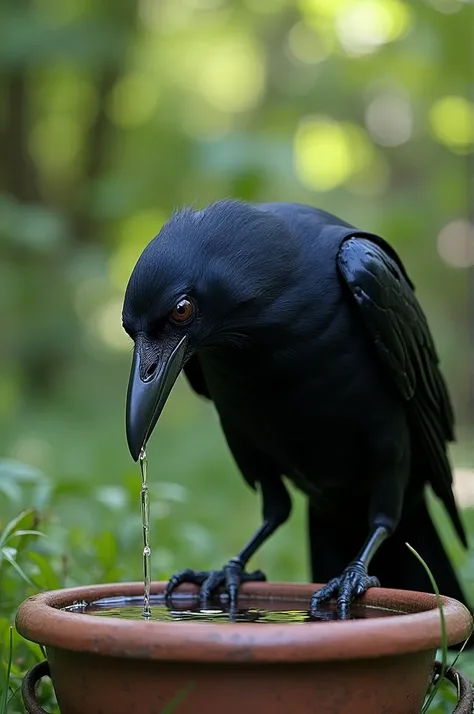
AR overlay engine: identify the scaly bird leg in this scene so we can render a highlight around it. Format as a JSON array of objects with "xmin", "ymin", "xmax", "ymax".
[
  {"xmin": 165, "ymin": 475, "xmax": 292, "ymax": 616},
  {"xmin": 310, "ymin": 447, "xmax": 408, "ymax": 618},
  {"xmin": 310, "ymin": 525, "xmax": 389, "ymax": 618}
]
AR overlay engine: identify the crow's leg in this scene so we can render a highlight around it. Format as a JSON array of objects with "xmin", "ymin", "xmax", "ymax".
[
  {"xmin": 165, "ymin": 473, "xmax": 291, "ymax": 615},
  {"xmin": 310, "ymin": 525, "xmax": 389, "ymax": 618},
  {"xmin": 310, "ymin": 450, "xmax": 408, "ymax": 619}
]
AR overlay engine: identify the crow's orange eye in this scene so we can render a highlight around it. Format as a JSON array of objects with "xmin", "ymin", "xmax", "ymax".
[{"xmin": 170, "ymin": 298, "xmax": 194, "ymax": 324}]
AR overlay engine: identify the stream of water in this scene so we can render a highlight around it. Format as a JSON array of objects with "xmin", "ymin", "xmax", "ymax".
[{"xmin": 139, "ymin": 447, "xmax": 151, "ymax": 619}]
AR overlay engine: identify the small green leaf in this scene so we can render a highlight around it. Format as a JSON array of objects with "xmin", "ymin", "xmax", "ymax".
[
  {"xmin": 6, "ymin": 530, "xmax": 47, "ymax": 541},
  {"xmin": 0, "ymin": 510, "xmax": 35, "ymax": 549},
  {"xmin": 0, "ymin": 548, "xmax": 36, "ymax": 588}
]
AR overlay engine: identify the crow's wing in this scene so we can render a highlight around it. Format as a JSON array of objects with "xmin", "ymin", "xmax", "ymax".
[{"xmin": 337, "ymin": 236, "xmax": 466, "ymax": 547}]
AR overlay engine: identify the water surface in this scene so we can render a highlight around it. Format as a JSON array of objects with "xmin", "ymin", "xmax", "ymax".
[{"xmin": 64, "ymin": 596, "xmax": 404, "ymax": 623}]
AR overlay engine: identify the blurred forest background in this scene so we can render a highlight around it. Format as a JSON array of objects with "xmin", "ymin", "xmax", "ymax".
[{"xmin": 0, "ymin": 0, "xmax": 473, "ymax": 711}]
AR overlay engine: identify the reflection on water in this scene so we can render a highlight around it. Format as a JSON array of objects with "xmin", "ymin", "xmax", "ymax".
[{"xmin": 64, "ymin": 595, "xmax": 404, "ymax": 623}]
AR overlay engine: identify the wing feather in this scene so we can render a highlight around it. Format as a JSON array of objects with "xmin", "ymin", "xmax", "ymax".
[{"xmin": 337, "ymin": 236, "xmax": 465, "ymax": 546}]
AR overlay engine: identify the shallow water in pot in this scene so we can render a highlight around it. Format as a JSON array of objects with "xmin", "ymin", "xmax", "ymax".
[{"xmin": 64, "ymin": 595, "xmax": 404, "ymax": 623}]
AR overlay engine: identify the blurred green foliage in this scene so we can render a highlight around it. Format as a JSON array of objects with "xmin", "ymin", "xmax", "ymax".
[{"xmin": 0, "ymin": 0, "xmax": 473, "ymax": 711}]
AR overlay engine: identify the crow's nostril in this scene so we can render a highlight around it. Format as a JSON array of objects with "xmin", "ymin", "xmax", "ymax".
[{"xmin": 144, "ymin": 361, "xmax": 158, "ymax": 381}]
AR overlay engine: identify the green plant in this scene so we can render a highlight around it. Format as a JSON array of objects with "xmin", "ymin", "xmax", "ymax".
[
  {"xmin": 0, "ymin": 470, "xmax": 57, "ymax": 714},
  {"xmin": 405, "ymin": 543, "xmax": 474, "ymax": 714},
  {"xmin": 0, "ymin": 628, "xmax": 13, "ymax": 714},
  {"xmin": 406, "ymin": 543, "xmax": 448, "ymax": 714}
]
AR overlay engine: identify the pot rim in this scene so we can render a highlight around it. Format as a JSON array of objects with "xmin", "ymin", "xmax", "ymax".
[{"xmin": 16, "ymin": 581, "xmax": 473, "ymax": 663}]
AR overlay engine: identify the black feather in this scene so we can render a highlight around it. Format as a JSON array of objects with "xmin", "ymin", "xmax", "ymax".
[{"xmin": 337, "ymin": 236, "xmax": 465, "ymax": 546}]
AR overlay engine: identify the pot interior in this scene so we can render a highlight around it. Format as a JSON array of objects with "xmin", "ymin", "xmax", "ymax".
[{"xmin": 62, "ymin": 591, "xmax": 405, "ymax": 624}]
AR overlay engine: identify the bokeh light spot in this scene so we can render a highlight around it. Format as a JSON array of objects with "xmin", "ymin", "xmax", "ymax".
[
  {"xmin": 336, "ymin": 0, "xmax": 412, "ymax": 56},
  {"xmin": 196, "ymin": 36, "xmax": 265, "ymax": 113},
  {"xmin": 437, "ymin": 220, "xmax": 474, "ymax": 268},
  {"xmin": 342, "ymin": 122, "xmax": 376, "ymax": 173},
  {"xmin": 287, "ymin": 21, "xmax": 332, "ymax": 64},
  {"xmin": 294, "ymin": 118, "xmax": 352, "ymax": 191},
  {"xmin": 89, "ymin": 298, "xmax": 131, "ymax": 352},
  {"xmin": 427, "ymin": 0, "xmax": 463, "ymax": 13},
  {"xmin": 365, "ymin": 93, "xmax": 413, "ymax": 146},
  {"xmin": 429, "ymin": 96, "xmax": 474, "ymax": 152},
  {"xmin": 294, "ymin": 117, "xmax": 377, "ymax": 191},
  {"xmin": 107, "ymin": 73, "xmax": 161, "ymax": 128}
]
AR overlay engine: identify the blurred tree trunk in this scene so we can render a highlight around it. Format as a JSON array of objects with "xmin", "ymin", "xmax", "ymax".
[
  {"xmin": 3, "ymin": 73, "xmax": 40, "ymax": 201},
  {"xmin": 0, "ymin": 0, "xmax": 139, "ymax": 396},
  {"xmin": 73, "ymin": 0, "xmax": 139, "ymax": 244}
]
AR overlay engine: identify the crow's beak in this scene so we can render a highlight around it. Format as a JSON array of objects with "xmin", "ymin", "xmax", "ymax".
[{"xmin": 126, "ymin": 334, "xmax": 188, "ymax": 461}]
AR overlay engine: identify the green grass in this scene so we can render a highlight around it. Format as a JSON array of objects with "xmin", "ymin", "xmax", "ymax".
[
  {"xmin": 403, "ymin": 539, "xmax": 474, "ymax": 714},
  {"xmin": 0, "ymin": 628, "xmax": 13, "ymax": 714},
  {"xmin": 0, "ymin": 365, "xmax": 473, "ymax": 712},
  {"xmin": 406, "ymin": 543, "xmax": 448, "ymax": 714}
]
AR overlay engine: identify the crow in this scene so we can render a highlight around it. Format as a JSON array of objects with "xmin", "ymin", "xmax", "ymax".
[{"xmin": 122, "ymin": 199, "xmax": 469, "ymax": 618}]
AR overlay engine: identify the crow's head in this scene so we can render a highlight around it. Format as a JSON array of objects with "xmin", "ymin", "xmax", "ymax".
[{"xmin": 122, "ymin": 200, "xmax": 296, "ymax": 460}]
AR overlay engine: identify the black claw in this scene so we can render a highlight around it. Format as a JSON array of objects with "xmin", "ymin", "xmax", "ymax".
[
  {"xmin": 225, "ymin": 560, "xmax": 243, "ymax": 610},
  {"xmin": 310, "ymin": 566, "xmax": 379, "ymax": 619},
  {"xmin": 165, "ymin": 569, "xmax": 208, "ymax": 601},
  {"xmin": 310, "ymin": 577, "xmax": 339, "ymax": 614},
  {"xmin": 165, "ymin": 563, "xmax": 267, "ymax": 615},
  {"xmin": 200, "ymin": 570, "xmax": 226, "ymax": 605}
]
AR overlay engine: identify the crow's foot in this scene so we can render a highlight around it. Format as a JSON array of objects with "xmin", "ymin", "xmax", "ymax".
[
  {"xmin": 310, "ymin": 563, "xmax": 380, "ymax": 619},
  {"xmin": 165, "ymin": 559, "xmax": 266, "ymax": 615}
]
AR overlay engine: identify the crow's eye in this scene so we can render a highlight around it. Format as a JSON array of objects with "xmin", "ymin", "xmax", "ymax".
[{"xmin": 170, "ymin": 298, "xmax": 195, "ymax": 325}]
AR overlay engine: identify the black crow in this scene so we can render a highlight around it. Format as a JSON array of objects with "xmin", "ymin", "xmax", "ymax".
[{"xmin": 122, "ymin": 200, "xmax": 469, "ymax": 618}]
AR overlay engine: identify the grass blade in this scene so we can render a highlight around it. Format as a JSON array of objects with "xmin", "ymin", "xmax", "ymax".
[
  {"xmin": 0, "ymin": 510, "xmax": 34, "ymax": 549},
  {"xmin": 161, "ymin": 682, "xmax": 195, "ymax": 713},
  {"xmin": 405, "ymin": 543, "xmax": 447, "ymax": 714},
  {"xmin": 6, "ymin": 530, "xmax": 47, "ymax": 540},
  {"xmin": 7, "ymin": 686, "xmax": 21, "ymax": 706},
  {"xmin": 1, "ymin": 548, "xmax": 36, "ymax": 588},
  {"xmin": 0, "ymin": 627, "xmax": 13, "ymax": 714}
]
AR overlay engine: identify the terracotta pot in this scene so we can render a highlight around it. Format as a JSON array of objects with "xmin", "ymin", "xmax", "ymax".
[{"xmin": 16, "ymin": 581, "xmax": 473, "ymax": 714}]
